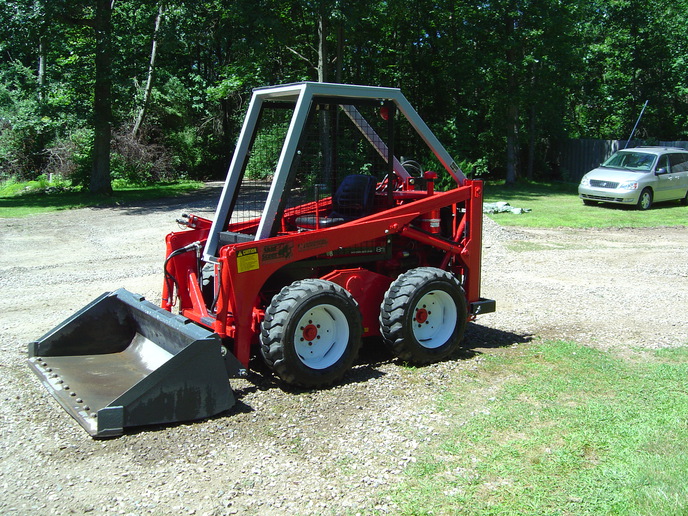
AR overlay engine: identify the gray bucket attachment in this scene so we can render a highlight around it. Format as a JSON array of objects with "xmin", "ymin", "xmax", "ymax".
[{"xmin": 28, "ymin": 289, "xmax": 236, "ymax": 438}]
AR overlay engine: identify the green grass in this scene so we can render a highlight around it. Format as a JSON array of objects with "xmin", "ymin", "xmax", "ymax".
[
  {"xmin": 4, "ymin": 177, "xmax": 685, "ymax": 228},
  {"xmin": 0, "ymin": 179, "xmax": 204, "ymax": 218},
  {"xmin": 391, "ymin": 341, "xmax": 688, "ymax": 515},
  {"xmin": 483, "ymin": 181, "xmax": 688, "ymax": 228}
]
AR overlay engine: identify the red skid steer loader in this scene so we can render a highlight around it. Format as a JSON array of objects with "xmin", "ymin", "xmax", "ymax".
[{"xmin": 28, "ymin": 83, "xmax": 495, "ymax": 437}]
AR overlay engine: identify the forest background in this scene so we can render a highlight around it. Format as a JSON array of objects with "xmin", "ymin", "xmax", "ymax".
[{"xmin": 1, "ymin": 0, "xmax": 687, "ymax": 193}]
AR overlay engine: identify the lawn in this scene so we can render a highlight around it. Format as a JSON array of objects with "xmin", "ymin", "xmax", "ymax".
[
  {"xmin": 483, "ymin": 181, "xmax": 688, "ymax": 228},
  {"xmin": 391, "ymin": 341, "xmax": 688, "ymax": 515}
]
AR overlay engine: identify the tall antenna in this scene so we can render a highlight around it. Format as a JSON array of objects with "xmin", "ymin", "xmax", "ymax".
[{"xmin": 625, "ymin": 100, "xmax": 649, "ymax": 149}]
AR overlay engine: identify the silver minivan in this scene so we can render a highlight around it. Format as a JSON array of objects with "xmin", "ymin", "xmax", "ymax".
[{"xmin": 578, "ymin": 147, "xmax": 688, "ymax": 210}]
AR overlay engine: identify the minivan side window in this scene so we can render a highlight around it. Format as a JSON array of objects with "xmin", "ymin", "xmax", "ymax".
[
  {"xmin": 657, "ymin": 155, "xmax": 670, "ymax": 173},
  {"xmin": 669, "ymin": 153, "xmax": 688, "ymax": 173}
]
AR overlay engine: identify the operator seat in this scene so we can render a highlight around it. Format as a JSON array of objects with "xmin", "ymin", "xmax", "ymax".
[{"xmin": 296, "ymin": 174, "xmax": 377, "ymax": 230}]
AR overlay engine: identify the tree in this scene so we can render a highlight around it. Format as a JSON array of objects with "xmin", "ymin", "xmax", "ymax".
[
  {"xmin": 91, "ymin": 0, "xmax": 114, "ymax": 193},
  {"xmin": 132, "ymin": 2, "xmax": 164, "ymax": 138},
  {"xmin": 571, "ymin": 0, "xmax": 688, "ymax": 141},
  {"xmin": 55, "ymin": 0, "xmax": 114, "ymax": 193}
]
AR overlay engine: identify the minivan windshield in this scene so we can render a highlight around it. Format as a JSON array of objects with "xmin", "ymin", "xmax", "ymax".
[{"xmin": 601, "ymin": 151, "xmax": 656, "ymax": 172}]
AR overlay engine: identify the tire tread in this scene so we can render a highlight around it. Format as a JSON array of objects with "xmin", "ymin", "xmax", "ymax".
[
  {"xmin": 260, "ymin": 279, "xmax": 361, "ymax": 387},
  {"xmin": 379, "ymin": 267, "xmax": 466, "ymax": 364}
]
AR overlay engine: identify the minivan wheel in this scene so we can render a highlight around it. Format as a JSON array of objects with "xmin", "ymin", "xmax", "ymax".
[
  {"xmin": 681, "ymin": 190, "xmax": 688, "ymax": 206},
  {"xmin": 637, "ymin": 188, "xmax": 653, "ymax": 210}
]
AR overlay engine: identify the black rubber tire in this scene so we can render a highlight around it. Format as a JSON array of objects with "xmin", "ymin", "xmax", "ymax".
[
  {"xmin": 637, "ymin": 188, "xmax": 653, "ymax": 210},
  {"xmin": 260, "ymin": 279, "xmax": 362, "ymax": 388},
  {"xmin": 379, "ymin": 267, "xmax": 467, "ymax": 365},
  {"xmin": 681, "ymin": 190, "xmax": 688, "ymax": 206}
]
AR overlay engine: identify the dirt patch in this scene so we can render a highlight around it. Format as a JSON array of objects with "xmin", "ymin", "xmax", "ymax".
[{"xmin": 1, "ymin": 184, "xmax": 686, "ymax": 514}]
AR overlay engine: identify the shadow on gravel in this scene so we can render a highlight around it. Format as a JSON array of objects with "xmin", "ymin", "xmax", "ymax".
[
  {"xmin": 463, "ymin": 323, "xmax": 533, "ymax": 352},
  {"xmin": 105, "ymin": 181, "xmax": 274, "ymax": 217},
  {"xmin": 229, "ymin": 325, "xmax": 533, "ymax": 400},
  {"xmin": 88, "ymin": 182, "xmax": 227, "ymax": 216}
]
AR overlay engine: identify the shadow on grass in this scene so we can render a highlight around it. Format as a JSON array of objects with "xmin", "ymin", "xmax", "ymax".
[
  {"xmin": 484, "ymin": 180, "xmax": 578, "ymax": 202},
  {"xmin": 580, "ymin": 198, "xmax": 686, "ymax": 212},
  {"xmin": 0, "ymin": 191, "xmax": 91, "ymax": 211}
]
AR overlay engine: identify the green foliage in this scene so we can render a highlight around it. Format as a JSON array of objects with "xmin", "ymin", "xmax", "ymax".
[
  {"xmin": 570, "ymin": 0, "xmax": 688, "ymax": 140},
  {"xmin": 0, "ymin": 174, "xmax": 72, "ymax": 197},
  {"xmin": 165, "ymin": 127, "xmax": 206, "ymax": 177},
  {"xmin": 392, "ymin": 341, "xmax": 688, "ymax": 515},
  {"xmin": 436, "ymin": 158, "xmax": 491, "ymax": 191},
  {"xmin": 0, "ymin": 62, "xmax": 50, "ymax": 179},
  {"xmin": 2, "ymin": 0, "xmax": 688, "ymax": 185},
  {"xmin": 42, "ymin": 128, "xmax": 95, "ymax": 188}
]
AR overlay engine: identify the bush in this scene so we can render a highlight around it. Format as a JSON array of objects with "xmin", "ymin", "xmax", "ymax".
[
  {"xmin": 0, "ymin": 62, "xmax": 68, "ymax": 181},
  {"xmin": 44, "ymin": 128, "xmax": 93, "ymax": 187},
  {"xmin": 111, "ymin": 128, "xmax": 174, "ymax": 184},
  {"xmin": 165, "ymin": 126, "xmax": 205, "ymax": 177},
  {"xmin": 0, "ymin": 173, "xmax": 74, "ymax": 197},
  {"xmin": 436, "ymin": 157, "xmax": 491, "ymax": 190}
]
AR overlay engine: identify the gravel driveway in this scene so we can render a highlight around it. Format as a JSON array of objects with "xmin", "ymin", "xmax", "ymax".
[{"xmin": 1, "ymin": 184, "xmax": 686, "ymax": 514}]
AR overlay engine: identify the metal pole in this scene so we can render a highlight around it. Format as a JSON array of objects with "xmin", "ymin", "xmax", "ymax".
[{"xmin": 625, "ymin": 100, "xmax": 649, "ymax": 149}]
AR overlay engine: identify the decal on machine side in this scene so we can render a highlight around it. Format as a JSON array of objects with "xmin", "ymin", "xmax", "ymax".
[
  {"xmin": 297, "ymin": 239, "xmax": 328, "ymax": 253},
  {"xmin": 237, "ymin": 248, "xmax": 259, "ymax": 273},
  {"xmin": 262, "ymin": 242, "xmax": 294, "ymax": 262}
]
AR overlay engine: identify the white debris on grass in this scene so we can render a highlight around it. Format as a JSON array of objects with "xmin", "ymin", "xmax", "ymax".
[{"xmin": 483, "ymin": 201, "xmax": 531, "ymax": 214}]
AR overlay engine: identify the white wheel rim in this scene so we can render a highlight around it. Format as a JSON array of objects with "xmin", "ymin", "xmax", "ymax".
[
  {"xmin": 294, "ymin": 304, "xmax": 350, "ymax": 369},
  {"xmin": 411, "ymin": 290, "xmax": 457, "ymax": 349}
]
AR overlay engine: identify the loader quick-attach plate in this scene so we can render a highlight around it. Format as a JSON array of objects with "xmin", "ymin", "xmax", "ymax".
[{"xmin": 28, "ymin": 289, "xmax": 235, "ymax": 438}]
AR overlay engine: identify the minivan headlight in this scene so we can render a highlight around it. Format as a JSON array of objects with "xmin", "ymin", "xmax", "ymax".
[
  {"xmin": 618, "ymin": 180, "xmax": 639, "ymax": 191},
  {"xmin": 580, "ymin": 176, "xmax": 590, "ymax": 187}
]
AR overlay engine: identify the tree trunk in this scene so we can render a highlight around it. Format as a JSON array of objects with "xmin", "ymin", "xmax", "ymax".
[
  {"xmin": 317, "ymin": 14, "xmax": 327, "ymax": 82},
  {"xmin": 335, "ymin": 23, "xmax": 344, "ymax": 84},
  {"xmin": 37, "ymin": 37, "xmax": 46, "ymax": 102},
  {"xmin": 132, "ymin": 3, "xmax": 164, "ymax": 139},
  {"xmin": 317, "ymin": 13, "xmax": 333, "ymax": 186},
  {"xmin": 504, "ymin": 15, "xmax": 519, "ymax": 186},
  {"xmin": 527, "ymin": 103, "xmax": 535, "ymax": 180},
  {"xmin": 90, "ymin": 0, "xmax": 113, "ymax": 194},
  {"xmin": 505, "ymin": 103, "xmax": 518, "ymax": 185}
]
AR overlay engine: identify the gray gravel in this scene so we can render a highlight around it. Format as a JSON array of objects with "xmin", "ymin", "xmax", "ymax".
[{"xmin": 1, "ymin": 184, "xmax": 686, "ymax": 515}]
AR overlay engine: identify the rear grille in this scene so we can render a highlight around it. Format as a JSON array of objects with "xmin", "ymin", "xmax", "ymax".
[{"xmin": 590, "ymin": 179, "xmax": 619, "ymax": 189}]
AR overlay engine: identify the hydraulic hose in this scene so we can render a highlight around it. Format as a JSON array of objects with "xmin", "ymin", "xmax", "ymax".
[{"xmin": 164, "ymin": 241, "xmax": 202, "ymax": 307}]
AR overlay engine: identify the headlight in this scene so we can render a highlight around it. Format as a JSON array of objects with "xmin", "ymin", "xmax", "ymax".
[
  {"xmin": 618, "ymin": 180, "xmax": 638, "ymax": 191},
  {"xmin": 580, "ymin": 176, "xmax": 590, "ymax": 187}
]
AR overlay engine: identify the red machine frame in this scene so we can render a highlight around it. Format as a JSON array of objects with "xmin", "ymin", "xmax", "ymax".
[{"xmin": 163, "ymin": 177, "xmax": 488, "ymax": 368}]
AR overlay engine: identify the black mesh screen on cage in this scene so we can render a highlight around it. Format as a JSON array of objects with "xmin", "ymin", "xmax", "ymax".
[
  {"xmin": 228, "ymin": 98, "xmax": 443, "ymax": 235},
  {"xmin": 228, "ymin": 103, "xmax": 293, "ymax": 228}
]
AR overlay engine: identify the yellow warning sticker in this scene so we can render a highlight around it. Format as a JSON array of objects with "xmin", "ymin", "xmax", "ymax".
[{"xmin": 237, "ymin": 248, "xmax": 259, "ymax": 273}]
